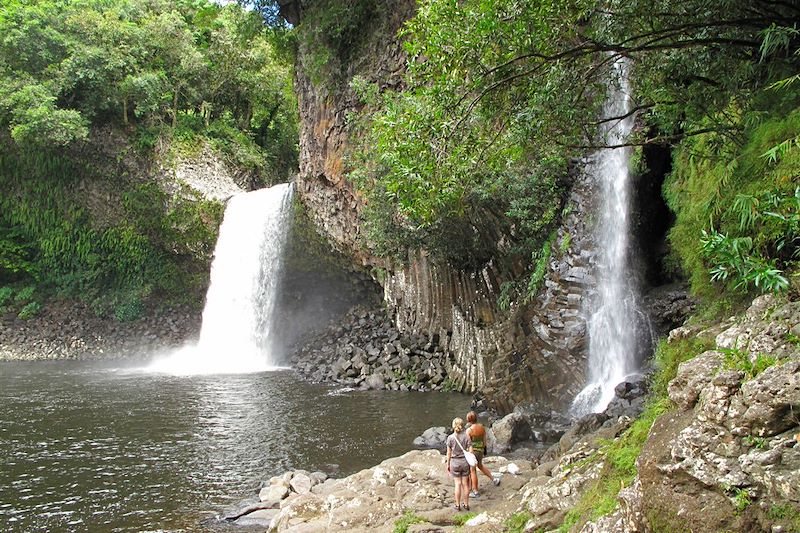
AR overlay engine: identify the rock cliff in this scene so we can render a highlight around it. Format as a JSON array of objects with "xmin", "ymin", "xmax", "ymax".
[{"xmin": 282, "ymin": 0, "xmax": 687, "ymax": 412}]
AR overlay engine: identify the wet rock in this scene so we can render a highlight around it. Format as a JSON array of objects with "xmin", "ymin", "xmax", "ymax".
[
  {"xmin": 290, "ymin": 305, "xmax": 454, "ymax": 393},
  {"xmin": 555, "ymin": 413, "xmax": 609, "ymax": 455},
  {"xmin": 643, "ymin": 283, "xmax": 696, "ymax": 336},
  {"xmin": 0, "ymin": 301, "xmax": 200, "ymax": 362},
  {"xmin": 603, "ymin": 377, "xmax": 649, "ymax": 420},
  {"xmin": 363, "ymin": 374, "xmax": 385, "ymax": 390}
]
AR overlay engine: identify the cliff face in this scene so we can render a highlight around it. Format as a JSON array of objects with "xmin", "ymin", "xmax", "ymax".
[
  {"xmin": 291, "ymin": 0, "xmax": 414, "ymax": 267},
  {"xmin": 285, "ymin": 0, "xmax": 593, "ymax": 411},
  {"xmin": 284, "ymin": 0, "xmax": 676, "ymax": 413}
]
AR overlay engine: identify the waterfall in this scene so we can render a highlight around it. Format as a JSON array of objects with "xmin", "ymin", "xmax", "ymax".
[
  {"xmin": 148, "ymin": 183, "xmax": 293, "ymax": 375},
  {"xmin": 571, "ymin": 59, "xmax": 648, "ymax": 415}
]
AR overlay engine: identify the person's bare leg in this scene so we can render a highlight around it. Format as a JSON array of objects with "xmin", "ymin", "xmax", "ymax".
[
  {"xmin": 461, "ymin": 476, "xmax": 470, "ymax": 509},
  {"xmin": 479, "ymin": 462, "xmax": 493, "ymax": 480},
  {"xmin": 453, "ymin": 477, "xmax": 461, "ymax": 509},
  {"xmin": 470, "ymin": 466, "xmax": 478, "ymax": 492}
]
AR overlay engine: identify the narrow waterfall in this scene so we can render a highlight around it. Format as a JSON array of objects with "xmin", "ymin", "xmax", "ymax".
[
  {"xmin": 572, "ymin": 59, "xmax": 648, "ymax": 415},
  {"xmin": 148, "ymin": 183, "xmax": 293, "ymax": 375}
]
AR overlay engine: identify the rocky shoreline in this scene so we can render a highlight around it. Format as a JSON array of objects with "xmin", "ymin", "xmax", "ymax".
[
  {"xmin": 290, "ymin": 306, "xmax": 455, "ymax": 392},
  {"xmin": 0, "ymin": 300, "xmax": 200, "ymax": 361},
  {"xmin": 223, "ymin": 294, "xmax": 798, "ymax": 533}
]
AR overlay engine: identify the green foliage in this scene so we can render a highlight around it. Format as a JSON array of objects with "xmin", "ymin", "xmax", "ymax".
[
  {"xmin": 17, "ymin": 301, "xmax": 41, "ymax": 320},
  {"xmin": 498, "ymin": 281, "xmax": 514, "ymax": 312},
  {"xmin": 560, "ymin": 233, "xmax": 572, "ymax": 253},
  {"xmin": 724, "ymin": 486, "xmax": 753, "ymax": 514},
  {"xmin": 504, "ymin": 511, "xmax": 534, "ymax": 533},
  {"xmin": 393, "ymin": 511, "xmax": 425, "ymax": 533},
  {"xmin": 526, "ymin": 232, "xmax": 556, "ymax": 301},
  {"xmin": 393, "ymin": 369, "xmax": 419, "ymax": 386},
  {"xmin": 651, "ymin": 336, "xmax": 714, "ymax": 400},
  {"xmin": 767, "ymin": 503, "xmax": 800, "ymax": 530},
  {"xmin": 297, "ymin": 0, "xmax": 381, "ymax": 88},
  {"xmin": 0, "ymin": 286, "xmax": 13, "ymax": 308},
  {"xmin": 0, "ymin": 145, "xmax": 221, "ymax": 317},
  {"xmin": 742, "ymin": 435, "xmax": 767, "ymax": 449},
  {"xmin": 721, "ymin": 348, "xmax": 778, "ymax": 380},
  {"xmin": 0, "ymin": 0, "xmax": 299, "ymax": 316},
  {"xmin": 442, "ymin": 377, "xmax": 458, "ymax": 393},
  {"xmin": 666, "ymin": 106, "xmax": 800, "ymax": 298},
  {"xmin": 14, "ymin": 285, "xmax": 35, "ymax": 303},
  {"xmin": 114, "ymin": 296, "xmax": 144, "ymax": 322},
  {"xmin": 0, "ymin": 0, "xmax": 298, "ymax": 178},
  {"xmin": 345, "ymin": 0, "xmax": 798, "ymax": 274}
]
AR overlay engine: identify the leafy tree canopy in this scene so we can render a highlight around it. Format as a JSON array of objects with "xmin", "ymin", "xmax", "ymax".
[
  {"xmin": 352, "ymin": 0, "xmax": 800, "ymax": 283},
  {"xmin": 0, "ymin": 0, "xmax": 297, "ymax": 155}
]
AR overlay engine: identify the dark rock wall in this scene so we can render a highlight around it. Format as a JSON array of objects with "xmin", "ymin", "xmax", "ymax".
[
  {"xmin": 381, "ymin": 166, "xmax": 604, "ymax": 413},
  {"xmin": 291, "ymin": 0, "xmax": 415, "ymax": 267}
]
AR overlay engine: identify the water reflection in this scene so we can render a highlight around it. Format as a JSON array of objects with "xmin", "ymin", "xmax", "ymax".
[{"xmin": 0, "ymin": 361, "xmax": 467, "ymax": 532}]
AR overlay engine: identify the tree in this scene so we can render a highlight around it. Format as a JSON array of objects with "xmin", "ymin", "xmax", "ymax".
[{"xmin": 351, "ymin": 0, "xmax": 800, "ymax": 270}]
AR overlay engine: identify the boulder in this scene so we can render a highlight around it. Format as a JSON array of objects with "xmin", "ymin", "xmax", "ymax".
[
  {"xmin": 412, "ymin": 426, "xmax": 449, "ymax": 451},
  {"xmin": 492, "ymin": 412, "xmax": 532, "ymax": 453},
  {"xmin": 363, "ymin": 374, "xmax": 385, "ymax": 390},
  {"xmin": 289, "ymin": 472, "xmax": 314, "ymax": 495},
  {"xmin": 667, "ymin": 350, "xmax": 725, "ymax": 409},
  {"xmin": 259, "ymin": 484, "xmax": 290, "ymax": 507},
  {"xmin": 739, "ymin": 361, "xmax": 800, "ymax": 437}
]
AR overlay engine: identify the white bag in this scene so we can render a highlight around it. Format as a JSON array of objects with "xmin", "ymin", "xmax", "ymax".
[{"xmin": 464, "ymin": 451, "xmax": 478, "ymax": 467}]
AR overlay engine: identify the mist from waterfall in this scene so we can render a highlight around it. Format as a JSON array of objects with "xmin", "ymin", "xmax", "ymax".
[
  {"xmin": 148, "ymin": 183, "xmax": 293, "ymax": 375},
  {"xmin": 572, "ymin": 59, "xmax": 648, "ymax": 415}
]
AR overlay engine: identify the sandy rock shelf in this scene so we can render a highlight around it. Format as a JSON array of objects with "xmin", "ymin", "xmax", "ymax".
[{"xmin": 228, "ymin": 449, "xmax": 533, "ymax": 532}]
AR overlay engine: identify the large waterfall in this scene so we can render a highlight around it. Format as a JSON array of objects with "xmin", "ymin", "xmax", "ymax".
[
  {"xmin": 572, "ymin": 59, "xmax": 648, "ymax": 415},
  {"xmin": 148, "ymin": 183, "xmax": 293, "ymax": 375}
]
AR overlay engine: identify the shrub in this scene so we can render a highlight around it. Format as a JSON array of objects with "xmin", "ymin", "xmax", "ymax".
[
  {"xmin": 114, "ymin": 297, "xmax": 144, "ymax": 322},
  {"xmin": 452, "ymin": 512, "xmax": 477, "ymax": 526},
  {"xmin": 665, "ymin": 107, "xmax": 800, "ymax": 297},
  {"xmin": 0, "ymin": 286, "xmax": 14, "ymax": 307},
  {"xmin": 504, "ymin": 511, "xmax": 533, "ymax": 533},
  {"xmin": 14, "ymin": 285, "xmax": 35, "ymax": 303},
  {"xmin": 651, "ymin": 336, "xmax": 715, "ymax": 398},
  {"xmin": 767, "ymin": 503, "xmax": 800, "ymax": 530},
  {"xmin": 721, "ymin": 348, "xmax": 777, "ymax": 379},
  {"xmin": 17, "ymin": 301, "xmax": 41, "ymax": 320}
]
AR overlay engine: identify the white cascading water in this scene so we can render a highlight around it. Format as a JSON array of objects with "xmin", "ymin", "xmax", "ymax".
[
  {"xmin": 148, "ymin": 183, "xmax": 293, "ymax": 375},
  {"xmin": 572, "ymin": 59, "xmax": 647, "ymax": 415}
]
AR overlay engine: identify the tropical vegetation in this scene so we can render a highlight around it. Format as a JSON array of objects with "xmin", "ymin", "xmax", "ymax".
[{"xmin": 0, "ymin": 0, "xmax": 298, "ymax": 319}]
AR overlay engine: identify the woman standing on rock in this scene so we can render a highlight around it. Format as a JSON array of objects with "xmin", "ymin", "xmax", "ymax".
[
  {"xmin": 466, "ymin": 411, "xmax": 499, "ymax": 498},
  {"xmin": 445, "ymin": 417, "xmax": 471, "ymax": 511}
]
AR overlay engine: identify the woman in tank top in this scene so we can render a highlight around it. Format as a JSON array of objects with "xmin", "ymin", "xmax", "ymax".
[{"xmin": 466, "ymin": 411, "xmax": 500, "ymax": 497}]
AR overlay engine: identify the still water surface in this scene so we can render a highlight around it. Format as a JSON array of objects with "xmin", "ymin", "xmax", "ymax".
[{"xmin": 0, "ymin": 361, "xmax": 468, "ymax": 532}]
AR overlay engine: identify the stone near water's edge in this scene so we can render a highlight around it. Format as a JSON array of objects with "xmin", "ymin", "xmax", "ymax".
[
  {"xmin": 412, "ymin": 426, "xmax": 449, "ymax": 452},
  {"xmin": 289, "ymin": 305, "xmax": 453, "ymax": 392}
]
